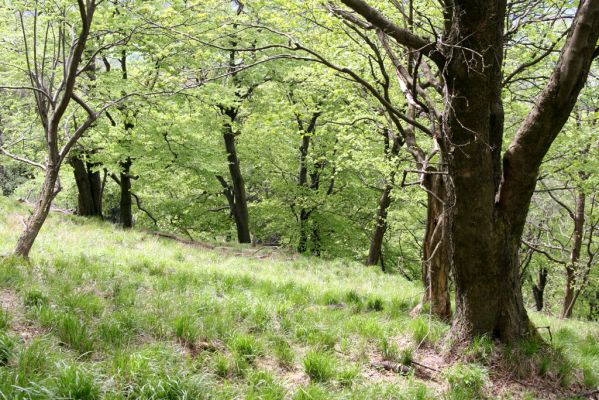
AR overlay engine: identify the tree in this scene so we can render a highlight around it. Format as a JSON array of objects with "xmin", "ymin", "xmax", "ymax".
[
  {"xmin": 69, "ymin": 150, "xmax": 103, "ymax": 217},
  {"xmin": 337, "ymin": 0, "xmax": 599, "ymax": 342},
  {"xmin": 0, "ymin": 1, "xmax": 104, "ymax": 258}
]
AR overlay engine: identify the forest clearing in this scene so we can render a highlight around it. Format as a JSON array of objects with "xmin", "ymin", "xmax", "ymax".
[{"xmin": 0, "ymin": 0, "xmax": 598, "ymax": 398}]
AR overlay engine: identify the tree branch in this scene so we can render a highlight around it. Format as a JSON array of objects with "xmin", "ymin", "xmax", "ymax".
[
  {"xmin": 498, "ymin": 0, "xmax": 599, "ymax": 232},
  {"xmin": 339, "ymin": 0, "xmax": 444, "ymax": 66}
]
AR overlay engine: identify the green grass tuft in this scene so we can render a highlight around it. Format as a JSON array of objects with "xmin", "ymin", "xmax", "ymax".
[{"xmin": 303, "ymin": 351, "xmax": 336, "ymax": 382}]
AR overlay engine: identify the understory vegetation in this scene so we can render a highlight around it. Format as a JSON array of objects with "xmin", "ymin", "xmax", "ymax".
[{"xmin": 0, "ymin": 198, "xmax": 597, "ymax": 399}]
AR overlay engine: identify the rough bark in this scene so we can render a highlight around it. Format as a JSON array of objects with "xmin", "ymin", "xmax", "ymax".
[
  {"xmin": 69, "ymin": 154, "xmax": 102, "ymax": 217},
  {"xmin": 562, "ymin": 189, "xmax": 585, "ymax": 318}
]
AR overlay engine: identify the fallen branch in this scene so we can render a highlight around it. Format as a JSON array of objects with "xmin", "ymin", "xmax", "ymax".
[{"xmin": 371, "ymin": 361, "xmax": 411, "ymax": 374}]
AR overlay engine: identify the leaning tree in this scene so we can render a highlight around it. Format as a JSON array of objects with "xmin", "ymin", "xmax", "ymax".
[
  {"xmin": 335, "ymin": 0, "xmax": 599, "ymax": 342},
  {"xmin": 0, "ymin": 0, "xmax": 143, "ymax": 258}
]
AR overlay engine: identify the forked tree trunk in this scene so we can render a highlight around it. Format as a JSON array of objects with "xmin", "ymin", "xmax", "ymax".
[
  {"xmin": 440, "ymin": 1, "xmax": 533, "ymax": 342},
  {"xmin": 443, "ymin": 0, "xmax": 599, "ymax": 341},
  {"xmin": 562, "ymin": 190, "xmax": 585, "ymax": 318},
  {"xmin": 340, "ymin": 0, "xmax": 599, "ymax": 342},
  {"xmin": 223, "ymin": 117, "xmax": 251, "ymax": 243},
  {"xmin": 367, "ymin": 184, "xmax": 392, "ymax": 266},
  {"xmin": 69, "ymin": 154, "xmax": 102, "ymax": 217},
  {"xmin": 14, "ymin": 166, "xmax": 60, "ymax": 258}
]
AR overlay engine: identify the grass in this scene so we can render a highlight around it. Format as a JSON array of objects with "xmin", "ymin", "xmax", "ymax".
[{"xmin": 0, "ymin": 196, "xmax": 597, "ymax": 399}]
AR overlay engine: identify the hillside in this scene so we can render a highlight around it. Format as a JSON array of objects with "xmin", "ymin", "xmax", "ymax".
[{"xmin": 0, "ymin": 198, "xmax": 597, "ymax": 399}]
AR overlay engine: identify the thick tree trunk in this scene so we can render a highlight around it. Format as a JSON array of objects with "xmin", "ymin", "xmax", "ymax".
[
  {"xmin": 223, "ymin": 118, "xmax": 251, "ymax": 243},
  {"xmin": 562, "ymin": 190, "xmax": 585, "ymax": 318},
  {"xmin": 441, "ymin": 1, "xmax": 533, "ymax": 341},
  {"xmin": 14, "ymin": 167, "xmax": 60, "ymax": 258},
  {"xmin": 340, "ymin": 0, "xmax": 599, "ymax": 343},
  {"xmin": 69, "ymin": 154, "xmax": 102, "ymax": 217},
  {"xmin": 119, "ymin": 158, "xmax": 133, "ymax": 229},
  {"xmin": 532, "ymin": 267, "xmax": 548, "ymax": 312},
  {"xmin": 367, "ymin": 184, "xmax": 392, "ymax": 266}
]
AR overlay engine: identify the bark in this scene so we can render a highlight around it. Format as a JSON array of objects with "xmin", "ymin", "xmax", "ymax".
[
  {"xmin": 562, "ymin": 190, "xmax": 585, "ymax": 318},
  {"xmin": 297, "ymin": 131, "xmax": 312, "ymax": 254},
  {"xmin": 69, "ymin": 154, "xmax": 102, "ymax": 217},
  {"xmin": 367, "ymin": 184, "xmax": 392, "ymax": 266},
  {"xmin": 222, "ymin": 108, "xmax": 251, "ymax": 243},
  {"xmin": 298, "ymin": 208, "xmax": 311, "ymax": 254},
  {"xmin": 14, "ymin": 167, "xmax": 60, "ymax": 258},
  {"xmin": 119, "ymin": 158, "xmax": 133, "ymax": 229}
]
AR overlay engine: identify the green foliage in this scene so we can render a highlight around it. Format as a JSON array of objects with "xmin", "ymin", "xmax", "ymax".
[
  {"xmin": 303, "ymin": 351, "xmax": 336, "ymax": 382},
  {"xmin": 0, "ymin": 200, "xmax": 597, "ymax": 398},
  {"xmin": 55, "ymin": 364, "xmax": 101, "ymax": 400},
  {"xmin": 0, "ymin": 331, "xmax": 14, "ymax": 365},
  {"xmin": 247, "ymin": 370, "xmax": 286, "ymax": 400},
  {"xmin": 443, "ymin": 363, "xmax": 489, "ymax": 400},
  {"xmin": 0, "ymin": 307, "xmax": 9, "ymax": 330},
  {"xmin": 55, "ymin": 313, "xmax": 95, "ymax": 354},
  {"xmin": 272, "ymin": 337, "xmax": 295, "ymax": 369},
  {"xmin": 464, "ymin": 335, "xmax": 494, "ymax": 362},
  {"xmin": 229, "ymin": 334, "xmax": 261, "ymax": 364},
  {"xmin": 379, "ymin": 337, "xmax": 400, "ymax": 362},
  {"xmin": 24, "ymin": 289, "xmax": 49, "ymax": 309},
  {"xmin": 174, "ymin": 314, "xmax": 200, "ymax": 344}
]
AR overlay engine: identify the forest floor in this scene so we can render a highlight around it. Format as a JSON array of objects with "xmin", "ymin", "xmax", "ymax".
[{"xmin": 0, "ymin": 197, "xmax": 598, "ymax": 400}]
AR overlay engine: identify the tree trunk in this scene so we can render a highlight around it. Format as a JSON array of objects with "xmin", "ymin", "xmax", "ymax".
[
  {"xmin": 14, "ymin": 167, "xmax": 60, "ymax": 258},
  {"xmin": 367, "ymin": 184, "xmax": 392, "ymax": 266},
  {"xmin": 296, "ymin": 112, "xmax": 320, "ymax": 254},
  {"xmin": 223, "ymin": 117, "xmax": 251, "ymax": 243},
  {"xmin": 440, "ymin": 1, "xmax": 534, "ymax": 341},
  {"xmin": 532, "ymin": 267, "xmax": 548, "ymax": 312},
  {"xmin": 412, "ymin": 173, "xmax": 452, "ymax": 321},
  {"xmin": 297, "ymin": 134, "xmax": 311, "ymax": 254},
  {"xmin": 119, "ymin": 158, "xmax": 133, "ymax": 229},
  {"xmin": 298, "ymin": 209, "xmax": 310, "ymax": 254},
  {"xmin": 562, "ymin": 190, "xmax": 585, "ymax": 318},
  {"xmin": 69, "ymin": 154, "xmax": 102, "ymax": 217}
]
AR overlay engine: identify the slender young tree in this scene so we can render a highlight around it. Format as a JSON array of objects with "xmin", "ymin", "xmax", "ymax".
[
  {"xmin": 0, "ymin": 1, "xmax": 143, "ymax": 257},
  {"xmin": 0, "ymin": 1, "xmax": 100, "ymax": 258}
]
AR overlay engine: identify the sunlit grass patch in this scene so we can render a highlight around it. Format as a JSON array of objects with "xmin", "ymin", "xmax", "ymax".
[{"xmin": 0, "ymin": 199, "xmax": 597, "ymax": 398}]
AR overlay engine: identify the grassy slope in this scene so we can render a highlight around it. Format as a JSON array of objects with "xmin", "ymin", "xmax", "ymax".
[{"xmin": 0, "ymin": 197, "xmax": 597, "ymax": 400}]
